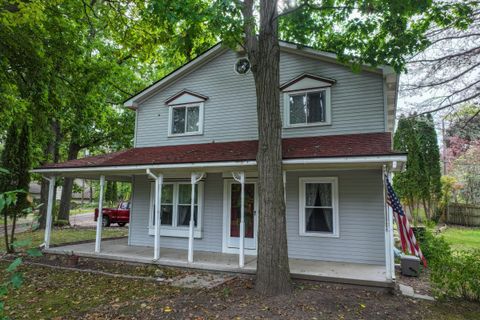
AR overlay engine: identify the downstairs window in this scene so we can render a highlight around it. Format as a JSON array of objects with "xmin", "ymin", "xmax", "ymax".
[{"xmin": 299, "ymin": 177, "xmax": 339, "ymax": 237}]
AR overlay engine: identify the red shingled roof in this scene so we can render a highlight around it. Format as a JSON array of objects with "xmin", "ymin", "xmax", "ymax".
[{"xmin": 38, "ymin": 132, "xmax": 400, "ymax": 169}]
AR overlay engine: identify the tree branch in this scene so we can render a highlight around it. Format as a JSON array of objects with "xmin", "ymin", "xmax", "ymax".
[
  {"xmin": 408, "ymin": 46, "xmax": 480, "ymax": 63},
  {"xmin": 274, "ymin": 3, "xmax": 366, "ymax": 21},
  {"xmin": 413, "ymin": 92, "xmax": 480, "ymax": 117},
  {"xmin": 241, "ymin": 0, "xmax": 258, "ymax": 59},
  {"xmin": 461, "ymin": 109, "xmax": 480, "ymax": 130},
  {"xmin": 404, "ymin": 63, "xmax": 480, "ymax": 90},
  {"xmin": 428, "ymin": 33, "xmax": 480, "ymax": 46}
]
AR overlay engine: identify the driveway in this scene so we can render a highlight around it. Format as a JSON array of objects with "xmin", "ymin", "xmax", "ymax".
[
  {"xmin": 1, "ymin": 212, "xmax": 98, "ymax": 234},
  {"xmin": 70, "ymin": 212, "xmax": 96, "ymax": 227}
]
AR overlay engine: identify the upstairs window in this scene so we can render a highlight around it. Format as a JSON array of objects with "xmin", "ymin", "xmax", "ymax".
[
  {"xmin": 169, "ymin": 104, "xmax": 203, "ymax": 135},
  {"xmin": 165, "ymin": 89, "xmax": 207, "ymax": 137},
  {"xmin": 288, "ymin": 89, "xmax": 329, "ymax": 126},
  {"xmin": 281, "ymin": 73, "xmax": 334, "ymax": 128}
]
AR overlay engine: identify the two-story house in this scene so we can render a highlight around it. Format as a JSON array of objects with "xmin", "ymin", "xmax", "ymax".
[{"xmin": 34, "ymin": 42, "xmax": 405, "ymax": 287}]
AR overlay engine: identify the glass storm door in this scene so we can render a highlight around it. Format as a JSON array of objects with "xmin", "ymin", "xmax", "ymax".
[{"xmin": 227, "ymin": 182, "xmax": 257, "ymax": 250}]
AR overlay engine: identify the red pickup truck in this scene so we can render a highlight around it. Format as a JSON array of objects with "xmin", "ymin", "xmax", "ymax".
[{"xmin": 94, "ymin": 201, "xmax": 130, "ymax": 227}]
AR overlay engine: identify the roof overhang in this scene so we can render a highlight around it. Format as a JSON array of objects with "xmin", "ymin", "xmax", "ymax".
[
  {"xmin": 31, "ymin": 154, "xmax": 406, "ymax": 178},
  {"xmin": 124, "ymin": 43, "xmax": 226, "ymax": 108},
  {"xmin": 123, "ymin": 41, "xmax": 398, "ymax": 121}
]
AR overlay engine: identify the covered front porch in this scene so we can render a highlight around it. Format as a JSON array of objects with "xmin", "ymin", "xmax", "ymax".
[
  {"xmin": 45, "ymin": 237, "xmax": 392, "ymax": 288},
  {"xmin": 31, "ymin": 132, "xmax": 406, "ymax": 289}
]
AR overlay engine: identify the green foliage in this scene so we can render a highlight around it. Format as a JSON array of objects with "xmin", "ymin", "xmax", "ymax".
[
  {"xmin": 417, "ymin": 114, "xmax": 442, "ymax": 219},
  {"xmin": 393, "ymin": 114, "xmax": 442, "ymax": 221},
  {"xmin": 420, "ymin": 228, "xmax": 452, "ymax": 265},
  {"xmin": 105, "ymin": 181, "xmax": 118, "ymax": 204},
  {"xmin": 439, "ymin": 175, "xmax": 457, "ymax": 213},
  {"xmin": 0, "ymin": 239, "xmax": 42, "ymax": 319},
  {"xmin": 0, "ymin": 121, "xmax": 32, "ymax": 253},
  {"xmin": 421, "ymin": 228, "xmax": 480, "ymax": 301},
  {"xmin": 278, "ymin": 0, "xmax": 476, "ymax": 73},
  {"xmin": 393, "ymin": 115, "xmax": 422, "ymax": 219},
  {"xmin": 445, "ymin": 104, "xmax": 480, "ymax": 145},
  {"xmin": 430, "ymin": 250, "xmax": 480, "ymax": 301},
  {"xmin": 450, "ymin": 142, "xmax": 480, "ymax": 204}
]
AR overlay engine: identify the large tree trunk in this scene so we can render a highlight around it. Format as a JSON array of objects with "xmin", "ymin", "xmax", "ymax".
[
  {"xmin": 39, "ymin": 120, "xmax": 61, "ymax": 229},
  {"xmin": 246, "ymin": 0, "xmax": 291, "ymax": 295},
  {"xmin": 57, "ymin": 142, "xmax": 81, "ymax": 222}
]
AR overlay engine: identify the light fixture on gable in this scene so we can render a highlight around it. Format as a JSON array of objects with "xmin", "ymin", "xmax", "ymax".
[{"xmin": 234, "ymin": 57, "xmax": 251, "ymax": 75}]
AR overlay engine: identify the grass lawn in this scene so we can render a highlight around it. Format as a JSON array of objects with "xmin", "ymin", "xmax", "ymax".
[
  {"xmin": 1, "ymin": 261, "xmax": 479, "ymax": 319},
  {"xmin": 0, "ymin": 228, "xmax": 128, "ymax": 253},
  {"xmin": 441, "ymin": 226, "xmax": 480, "ymax": 252},
  {"xmin": 0, "ymin": 261, "xmax": 183, "ymax": 319}
]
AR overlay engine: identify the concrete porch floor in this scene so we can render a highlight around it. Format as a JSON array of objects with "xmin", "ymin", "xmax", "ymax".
[{"xmin": 45, "ymin": 238, "xmax": 392, "ymax": 288}]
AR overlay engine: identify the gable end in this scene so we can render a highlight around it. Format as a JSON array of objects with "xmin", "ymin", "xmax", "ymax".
[
  {"xmin": 280, "ymin": 73, "xmax": 336, "ymax": 92},
  {"xmin": 165, "ymin": 89, "xmax": 209, "ymax": 106}
]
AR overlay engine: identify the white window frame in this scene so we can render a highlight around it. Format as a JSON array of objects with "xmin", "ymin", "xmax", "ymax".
[
  {"xmin": 298, "ymin": 177, "xmax": 339, "ymax": 238},
  {"xmin": 167, "ymin": 102, "xmax": 204, "ymax": 137},
  {"xmin": 283, "ymin": 88, "xmax": 331, "ymax": 128},
  {"xmin": 148, "ymin": 181, "xmax": 204, "ymax": 238}
]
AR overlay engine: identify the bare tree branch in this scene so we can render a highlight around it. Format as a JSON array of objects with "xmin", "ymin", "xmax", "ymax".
[
  {"xmin": 413, "ymin": 92, "xmax": 480, "ymax": 117},
  {"xmin": 403, "ymin": 63, "xmax": 480, "ymax": 90},
  {"xmin": 428, "ymin": 32, "xmax": 480, "ymax": 46},
  {"xmin": 408, "ymin": 46, "xmax": 480, "ymax": 63},
  {"xmin": 461, "ymin": 109, "xmax": 480, "ymax": 129}
]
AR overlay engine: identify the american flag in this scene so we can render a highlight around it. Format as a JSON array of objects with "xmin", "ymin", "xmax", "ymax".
[{"xmin": 385, "ymin": 177, "xmax": 427, "ymax": 268}]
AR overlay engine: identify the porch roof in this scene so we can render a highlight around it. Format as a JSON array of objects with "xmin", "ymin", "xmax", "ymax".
[{"xmin": 33, "ymin": 132, "xmax": 404, "ymax": 174}]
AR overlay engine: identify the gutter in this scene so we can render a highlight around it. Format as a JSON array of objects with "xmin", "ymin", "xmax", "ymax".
[{"xmin": 31, "ymin": 155, "xmax": 406, "ymax": 174}]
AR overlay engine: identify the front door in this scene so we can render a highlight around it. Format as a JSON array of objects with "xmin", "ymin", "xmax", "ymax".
[{"xmin": 226, "ymin": 181, "xmax": 258, "ymax": 250}]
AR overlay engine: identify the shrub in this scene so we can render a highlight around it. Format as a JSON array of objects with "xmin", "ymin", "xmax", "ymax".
[
  {"xmin": 420, "ymin": 228, "xmax": 451, "ymax": 264},
  {"xmin": 430, "ymin": 250, "xmax": 480, "ymax": 301}
]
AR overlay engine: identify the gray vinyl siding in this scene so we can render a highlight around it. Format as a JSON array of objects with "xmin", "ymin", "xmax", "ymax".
[
  {"xmin": 135, "ymin": 50, "xmax": 385, "ymax": 147},
  {"xmin": 129, "ymin": 173, "xmax": 224, "ymax": 251},
  {"xmin": 285, "ymin": 169, "xmax": 386, "ymax": 265},
  {"xmin": 129, "ymin": 169, "xmax": 386, "ymax": 265}
]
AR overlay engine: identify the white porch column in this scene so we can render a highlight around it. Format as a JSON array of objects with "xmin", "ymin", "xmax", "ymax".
[
  {"xmin": 147, "ymin": 169, "xmax": 163, "ymax": 260},
  {"xmin": 232, "ymin": 172, "xmax": 246, "ymax": 268},
  {"xmin": 188, "ymin": 172, "xmax": 205, "ymax": 263},
  {"xmin": 95, "ymin": 175, "xmax": 105, "ymax": 253},
  {"xmin": 387, "ymin": 171, "xmax": 396, "ymax": 280},
  {"xmin": 382, "ymin": 166, "xmax": 395, "ymax": 281},
  {"xmin": 43, "ymin": 176, "xmax": 56, "ymax": 249}
]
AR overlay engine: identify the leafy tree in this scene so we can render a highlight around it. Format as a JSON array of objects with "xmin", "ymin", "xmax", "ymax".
[
  {"xmin": 141, "ymin": 0, "xmax": 475, "ymax": 295},
  {"xmin": 0, "ymin": 121, "xmax": 32, "ymax": 253},
  {"xmin": 1, "ymin": 0, "xmax": 476, "ymax": 296},
  {"xmin": 394, "ymin": 115, "xmax": 423, "ymax": 221},
  {"xmin": 105, "ymin": 181, "xmax": 118, "ymax": 205},
  {"xmin": 444, "ymin": 104, "xmax": 480, "ymax": 169},
  {"xmin": 1, "ymin": 1, "xmax": 147, "ymax": 225},
  {"xmin": 450, "ymin": 141, "xmax": 480, "ymax": 204},
  {"xmin": 394, "ymin": 114, "xmax": 442, "ymax": 221},
  {"xmin": 417, "ymin": 113, "xmax": 442, "ymax": 219}
]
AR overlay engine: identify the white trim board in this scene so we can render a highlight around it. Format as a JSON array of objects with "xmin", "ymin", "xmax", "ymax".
[
  {"xmin": 31, "ymin": 155, "xmax": 406, "ymax": 174},
  {"xmin": 222, "ymin": 179, "xmax": 259, "ymax": 255}
]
